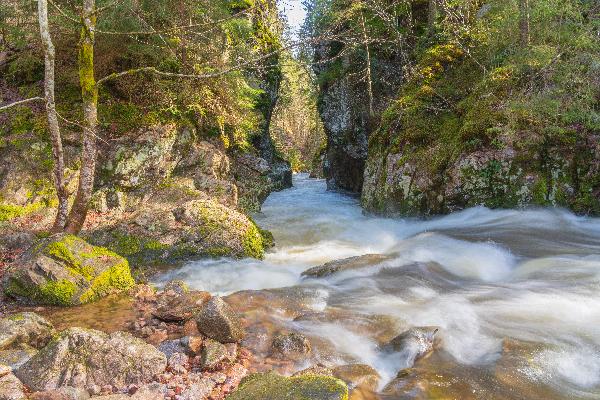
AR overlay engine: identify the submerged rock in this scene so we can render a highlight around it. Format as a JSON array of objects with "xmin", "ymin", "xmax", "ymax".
[
  {"xmin": 383, "ymin": 327, "xmax": 439, "ymax": 364},
  {"xmin": 196, "ymin": 297, "xmax": 245, "ymax": 343},
  {"xmin": 15, "ymin": 327, "xmax": 166, "ymax": 392},
  {"xmin": 2, "ymin": 235, "xmax": 134, "ymax": 306},
  {"xmin": 226, "ymin": 372, "xmax": 348, "ymax": 400},
  {"xmin": 301, "ymin": 254, "xmax": 389, "ymax": 278},
  {"xmin": 0, "ymin": 313, "xmax": 55, "ymax": 350},
  {"xmin": 332, "ymin": 364, "xmax": 380, "ymax": 391},
  {"xmin": 152, "ymin": 291, "xmax": 211, "ymax": 322},
  {"xmin": 271, "ymin": 333, "xmax": 311, "ymax": 359}
]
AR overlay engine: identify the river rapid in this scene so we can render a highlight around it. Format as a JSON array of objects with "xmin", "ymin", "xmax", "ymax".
[{"xmin": 157, "ymin": 173, "xmax": 600, "ymax": 399}]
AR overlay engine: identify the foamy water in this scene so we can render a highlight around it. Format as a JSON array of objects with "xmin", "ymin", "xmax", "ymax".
[{"xmin": 157, "ymin": 174, "xmax": 600, "ymax": 398}]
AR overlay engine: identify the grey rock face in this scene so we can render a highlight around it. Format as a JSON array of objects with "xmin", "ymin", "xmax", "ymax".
[
  {"xmin": 0, "ymin": 313, "xmax": 55, "ymax": 351},
  {"xmin": 16, "ymin": 328, "xmax": 166, "ymax": 392},
  {"xmin": 0, "ymin": 372, "xmax": 26, "ymax": 400},
  {"xmin": 195, "ymin": 297, "xmax": 245, "ymax": 343}
]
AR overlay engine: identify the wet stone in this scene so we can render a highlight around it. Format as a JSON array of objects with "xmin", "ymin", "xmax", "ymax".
[
  {"xmin": 332, "ymin": 364, "xmax": 380, "ymax": 391},
  {"xmin": 195, "ymin": 297, "xmax": 245, "ymax": 343},
  {"xmin": 153, "ymin": 291, "xmax": 211, "ymax": 322},
  {"xmin": 271, "ymin": 332, "xmax": 311, "ymax": 360},
  {"xmin": 200, "ymin": 339, "xmax": 228, "ymax": 370}
]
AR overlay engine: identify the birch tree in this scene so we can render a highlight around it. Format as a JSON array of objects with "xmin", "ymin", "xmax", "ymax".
[{"xmin": 38, "ymin": 0, "xmax": 68, "ymax": 232}]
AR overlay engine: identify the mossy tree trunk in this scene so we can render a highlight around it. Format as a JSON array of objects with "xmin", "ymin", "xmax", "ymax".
[
  {"xmin": 65, "ymin": 0, "xmax": 98, "ymax": 234},
  {"xmin": 37, "ymin": 0, "xmax": 68, "ymax": 232}
]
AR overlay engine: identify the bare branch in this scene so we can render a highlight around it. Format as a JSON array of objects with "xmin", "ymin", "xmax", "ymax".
[{"xmin": 0, "ymin": 97, "xmax": 44, "ymax": 112}]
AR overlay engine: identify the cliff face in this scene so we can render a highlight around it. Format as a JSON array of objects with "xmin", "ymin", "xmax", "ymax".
[{"xmin": 314, "ymin": 41, "xmax": 403, "ymax": 193}]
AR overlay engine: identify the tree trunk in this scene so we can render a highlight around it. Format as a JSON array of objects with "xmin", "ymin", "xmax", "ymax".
[
  {"xmin": 65, "ymin": 0, "xmax": 97, "ymax": 234},
  {"xmin": 360, "ymin": 10, "xmax": 374, "ymax": 118},
  {"xmin": 428, "ymin": 0, "xmax": 438, "ymax": 34},
  {"xmin": 37, "ymin": 0, "xmax": 68, "ymax": 232},
  {"xmin": 519, "ymin": 0, "xmax": 530, "ymax": 47}
]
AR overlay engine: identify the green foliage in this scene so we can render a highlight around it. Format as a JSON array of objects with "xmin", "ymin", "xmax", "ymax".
[{"xmin": 367, "ymin": 0, "xmax": 600, "ymax": 213}]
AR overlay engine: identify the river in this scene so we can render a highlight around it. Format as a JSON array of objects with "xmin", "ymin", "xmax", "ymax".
[{"xmin": 157, "ymin": 173, "xmax": 600, "ymax": 399}]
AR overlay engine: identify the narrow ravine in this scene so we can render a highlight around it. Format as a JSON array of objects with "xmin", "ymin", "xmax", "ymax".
[{"xmin": 156, "ymin": 174, "xmax": 600, "ymax": 399}]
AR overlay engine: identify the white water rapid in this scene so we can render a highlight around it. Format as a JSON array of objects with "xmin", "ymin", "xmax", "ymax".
[{"xmin": 157, "ymin": 174, "xmax": 600, "ymax": 399}]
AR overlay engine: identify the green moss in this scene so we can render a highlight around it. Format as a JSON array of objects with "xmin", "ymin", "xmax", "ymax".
[
  {"xmin": 79, "ymin": 260, "xmax": 135, "ymax": 303},
  {"xmin": 6, "ymin": 277, "xmax": 78, "ymax": 306},
  {"xmin": 39, "ymin": 280, "xmax": 78, "ymax": 306},
  {"xmin": 0, "ymin": 202, "xmax": 45, "ymax": 222},
  {"xmin": 228, "ymin": 372, "xmax": 348, "ymax": 400},
  {"xmin": 242, "ymin": 223, "xmax": 265, "ymax": 259}
]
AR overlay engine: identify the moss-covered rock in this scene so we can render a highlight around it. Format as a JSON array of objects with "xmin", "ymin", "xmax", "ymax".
[
  {"xmin": 226, "ymin": 372, "xmax": 348, "ymax": 400},
  {"xmin": 174, "ymin": 198, "xmax": 268, "ymax": 259},
  {"xmin": 2, "ymin": 235, "xmax": 135, "ymax": 306}
]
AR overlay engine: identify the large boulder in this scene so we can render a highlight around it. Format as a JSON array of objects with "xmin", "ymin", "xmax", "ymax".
[
  {"xmin": 226, "ymin": 372, "xmax": 348, "ymax": 400},
  {"xmin": 2, "ymin": 235, "xmax": 134, "ymax": 306},
  {"xmin": 173, "ymin": 198, "xmax": 268, "ymax": 259},
  {"xmin": 15, "ymin": 328, "xmax": 166, "ymax": 392},
  {"xmin": 88, "ymin": 190, "xmax": 271, "ymax": 265},
  {"xmin": 195, "ymin": 297, "xmax": 245, "ymax": 343}
]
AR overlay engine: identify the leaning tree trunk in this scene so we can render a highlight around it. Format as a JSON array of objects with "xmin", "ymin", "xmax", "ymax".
[
  {"xmin": 519, "ymin": 0, "xmax": 530, "ymax": 47},
  {"xmin": 65, "ymin": 0, "xmax": 97, "ymax": 234},
  {"xmin": 37, "ymin": 0, "xmax": 68, "ymax": 232}
]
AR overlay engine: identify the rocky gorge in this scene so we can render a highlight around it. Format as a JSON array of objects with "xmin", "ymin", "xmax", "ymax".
[{"xmin": 1, "ymin": 0, "xmax": 600, "ymax": 399}]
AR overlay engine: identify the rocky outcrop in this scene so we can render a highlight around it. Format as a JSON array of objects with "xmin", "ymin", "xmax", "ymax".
[
  {"xmin": 3, "ymin": 235, "xmax": 134, "ymax": 306},
  {"xmin": 362, "ymin": 137, "xmax": 600, "ymax": 216},
  {"xmin": 15, "ymin": 327, "xmax": 167, "ymax": 392},
  {"xmin": 226, "ymin": 372, "xmax": 348, "ymax": 400},
  {"xmin": 313, "ymin": 30, "xmax": 403, "ymax": 193}
]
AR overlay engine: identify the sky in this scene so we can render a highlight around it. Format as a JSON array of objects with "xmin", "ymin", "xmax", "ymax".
[{"xmin": 277, "ymin": 0, "xmax": 308, "ymax": 39}]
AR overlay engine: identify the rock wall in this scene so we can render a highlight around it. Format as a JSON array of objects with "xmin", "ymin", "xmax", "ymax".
[{"xmin": 313, "ymin": 35, "xmax": 404, "ymax": 193}]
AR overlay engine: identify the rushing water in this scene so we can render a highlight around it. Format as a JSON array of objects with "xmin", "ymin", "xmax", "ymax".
[{"xmin": 157, "ymin": 174, "xmax": 600, "ymax": 399}]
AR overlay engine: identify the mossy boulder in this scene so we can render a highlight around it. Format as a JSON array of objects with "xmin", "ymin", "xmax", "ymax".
[
  {"xmin": 2, "ymin": 235, "xmax": 135, "ymax": 306},
  {"xmin": 174, "ymin": 198, "xmax": 269, "ymax": 259},
  {"xmin": 226, "ymin": 372, "xmax": 348, "ymax": 400}
]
